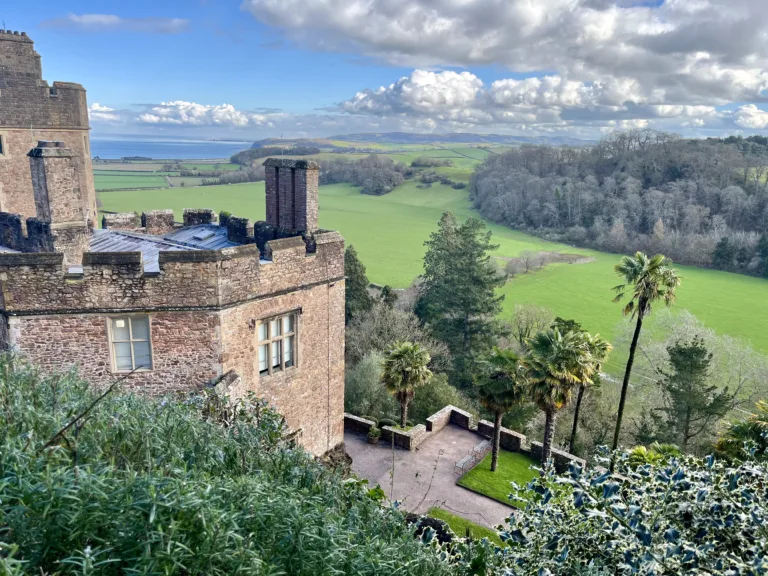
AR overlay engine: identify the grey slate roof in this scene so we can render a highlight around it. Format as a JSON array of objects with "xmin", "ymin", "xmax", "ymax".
[{"xmin": 90, "ymin": 224, "xmax": 239, "ymax": 273}]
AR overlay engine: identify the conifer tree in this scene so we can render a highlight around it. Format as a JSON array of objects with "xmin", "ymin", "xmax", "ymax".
[
  {"xmin": 655, "ymin": 337, "xmax": 734, "ymax": 451},
  {"xmin": 416, "ymin": 213, "xmax": 505, "ymax": 386},
  {"xmin": 344, "ymin": 245, "xmax": 374, "ymax": 324}
]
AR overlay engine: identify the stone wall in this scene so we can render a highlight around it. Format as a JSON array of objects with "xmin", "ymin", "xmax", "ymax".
[
  {"xmin": 381, "ymin": 424, "xmax": 429, "ymax": 450},
  {"xmin": 476, "ymin": 420, "xmax": 526, "ymax": 451},
  {"xmin": 344, "ymin": 414, "xmax": 375, "ymax": 435},
  {"xmin": 0, "ymin": 32, "xmax": 95, "ymax": 222},
  {"xmin": 7, "ymin": 311, "xmax": 222, "ymax": 396},
  {"xmin": 219, "ymin": 279, "xmax": 345, "ymax": 457},
  {"xmin": 0, "ymin": 231, "xmax": 344, "ymax": 313}
]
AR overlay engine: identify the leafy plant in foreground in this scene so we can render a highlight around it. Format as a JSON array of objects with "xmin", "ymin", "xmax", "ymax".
[{"xmin": 499, "ymin": 449, "xmax": 768, "ymax": 575}]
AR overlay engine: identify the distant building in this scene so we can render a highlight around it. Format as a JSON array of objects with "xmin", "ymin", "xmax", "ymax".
[{"xmin": 0, "ymin": 34, "xmax": 345, "ymax": 456}]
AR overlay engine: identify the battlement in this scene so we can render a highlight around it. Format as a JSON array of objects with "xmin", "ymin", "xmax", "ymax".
[
  {"xmin": 0, "ymin": 32, "xmax": 88, "ymax": 129},
  {"xmin": 0, "ymin": 230, "xmax": 344, "ymax": 314},
  {"xmin": 0, "ymin": 30, "xmax": 32, "ymax": 43},
  {"xmin": 0, "ymin": 212, "xmax": 54, "ymax": 252}
]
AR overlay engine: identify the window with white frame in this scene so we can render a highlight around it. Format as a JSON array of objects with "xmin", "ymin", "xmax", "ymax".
[
  {"xmin": 110, "ymin": 316, "xmax": 153, "ymax": 371},
  {"xmin": 258, "ymin": 313, "xmax": 296, "ymax": 376}
]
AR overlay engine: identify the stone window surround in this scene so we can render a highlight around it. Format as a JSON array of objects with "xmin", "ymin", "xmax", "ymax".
[
  {"xmin": 0, "ymin": 131, "xmax": 8, "ymax": 159},
  {"xmin": 257, "ymin": 310, "xmax": 300, "ymax": 377},
  {"xmin": 107, "ymin": 315, "xmax": 154, "ymax": 373}
]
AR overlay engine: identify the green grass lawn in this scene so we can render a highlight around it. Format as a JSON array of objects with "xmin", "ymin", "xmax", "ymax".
[
  {"xmin": 427, "ymin": 507, "xmax": 504, "ymax": 546},
  {"xmin": 95, "ymin": 174, "xmax": 169, "ymax": 190},
  {"xmin": 98, "ymin": 179, "xmax": 768, "ymax": 353},
  {"xmin": 457, "ymin": 451, "xmax": 539, "ymax": 507}
]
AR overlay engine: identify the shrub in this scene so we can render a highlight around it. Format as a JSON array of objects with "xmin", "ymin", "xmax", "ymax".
[
  {"xmin": 368, "ymin": 426, "xmax": 382, "ymax": 438},
  {"xmin": 344, "ymin": 352, "xmax": 395, "ymax": 420},
  {"xmin": 500, "ymin": 448, "xmax": 768, "ymax": 574},
  {"xmin": 0, "ymin": 356, "xmax": 462, "ymax": 575}
]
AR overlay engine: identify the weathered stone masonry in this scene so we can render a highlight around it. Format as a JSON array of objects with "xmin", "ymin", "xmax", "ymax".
[
  {"xmin": 0, "ymin": 232, "xmax": 346, "ymax": 455},
  {"xmin": 0, "ymin": 30, "xmax": 96, "ymax": 222},
  {"xmin": 0, "ymin": 32, "xmax": 346, "ymax": 457}
]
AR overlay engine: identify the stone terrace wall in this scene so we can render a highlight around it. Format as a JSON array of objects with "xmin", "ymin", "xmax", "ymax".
[
  {"xmin": 476, "ymin": 420, "xmax": 586, "ymax": 472},
  {"xmin": 0, "ymin": 231, "xmax": 344, "ymax": 315}
]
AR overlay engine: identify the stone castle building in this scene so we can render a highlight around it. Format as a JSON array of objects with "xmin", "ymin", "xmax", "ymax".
[{"xmin": 0, "ymin": 34, "xmax": 345, "ymax": 456}]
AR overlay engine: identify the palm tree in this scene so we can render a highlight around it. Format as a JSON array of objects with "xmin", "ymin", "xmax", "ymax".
[
  {"xmin": 568, "ymin": 332, "xmax": 612, "ymax": 454},
  {"xmin": 715, "ymin": 401, "xmax": 768, "ymax": 462},
  {"xmin": 525, "ymin": 328, "xmax": 592, "ymax": 472},
  {"xmin": 382, "ymin": 341, "xmax": 433, "ymax": 427},
  {"xmin": 611, "ymin": 252, "xmax": 681, "ymax": 467},
  {"xmin": 475, "ymin": 347, "xmax": 528, "ymax": 471}
]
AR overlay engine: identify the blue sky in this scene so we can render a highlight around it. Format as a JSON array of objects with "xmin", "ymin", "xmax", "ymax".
[{"xmin": 3, "ymin": 0, "xmax": 768, "ymax": 139}]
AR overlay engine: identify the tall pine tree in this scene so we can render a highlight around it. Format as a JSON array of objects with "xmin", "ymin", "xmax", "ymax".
[
  {"xmin": 655, "ymin": 336, "xmax": 734, "ymax": 452},
  {"xmin": 345, "ymin": 245, "xmax": 374, "ymax": 324},
  {"xmin": 416, "ymin": 213, "xmax": 505, "ymax": 386}
]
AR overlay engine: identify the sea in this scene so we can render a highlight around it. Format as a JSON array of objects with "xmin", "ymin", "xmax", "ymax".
[{"xmin": 90, "ymin": 137, "xmax": 252, "ymax": 160}]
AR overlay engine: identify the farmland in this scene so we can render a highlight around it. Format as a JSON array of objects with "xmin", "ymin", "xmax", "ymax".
[{"xmin": 99, "ymin": 177, "xmax": 768, "ymax": 353}]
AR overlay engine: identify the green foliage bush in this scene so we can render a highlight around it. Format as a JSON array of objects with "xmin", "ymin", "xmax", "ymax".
[
  {"xmin": 501, "ymin": 448, "xmax": 768, "ymax": 574},
  {"xmin": 344, "ymin": 351, "xmax": 396, "ymax": 420},
  {"xmin": 0, "ymin": 356, "xmax": 462, "ymax": 575}
]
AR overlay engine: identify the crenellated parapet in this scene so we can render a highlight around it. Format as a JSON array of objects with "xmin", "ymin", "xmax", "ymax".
[
  {"xmin": 0, "ymin": 212, "xmax": 55, "ymax": 252},
  {"xmin": 0, "ymin": 32, "xmax": 88, "ymax": 129},
  {"xmin": 0, "ymin": 231, "xmax": 344, "ymax": 315}
]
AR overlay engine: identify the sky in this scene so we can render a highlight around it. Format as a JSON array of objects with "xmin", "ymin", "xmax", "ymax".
[{"xmin": 3, "ymin": 0, "xmax": 768, "ymax": 140}]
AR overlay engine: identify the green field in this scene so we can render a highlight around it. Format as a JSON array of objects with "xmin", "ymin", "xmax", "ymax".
[
  {"xmin": 99, "ymin": 179, "xmax": 768, "ymax": 352},
  {"xmin": 95, "ymin": 174, "xmax": 168, "ymax": 190}
]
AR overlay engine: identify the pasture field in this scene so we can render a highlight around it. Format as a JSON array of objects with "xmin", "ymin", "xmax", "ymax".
[
  {"xmin": 99, "ymin": 180, "xmax": 768, "ymax": 352},
  {"xmin": 179, "ymin": 163, "xmax": 241, "ymax": 171},
  {"xmin": 94, "ymin": 174, "xmax": 168, "ymax": 190},
  {"xmin": 168, "ymin": 176, "xmax": 207, "ymax": 187}
]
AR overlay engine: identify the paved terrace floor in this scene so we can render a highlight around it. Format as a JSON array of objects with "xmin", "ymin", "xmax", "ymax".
[{"xmin": 345, "ymin": 425, "xmax": 514, "ymax": 529}]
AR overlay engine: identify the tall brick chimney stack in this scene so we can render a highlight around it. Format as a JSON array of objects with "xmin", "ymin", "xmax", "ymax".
[
  {"xmin": 263, "ymin": 158, "xmax": 319, "ymax": 233},
  {"xmin": 28, "ymin": 141, "xmax": 92, "ymax": 264}
]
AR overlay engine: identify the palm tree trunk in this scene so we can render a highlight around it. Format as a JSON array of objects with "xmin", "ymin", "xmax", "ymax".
[
  {"xmin": 569, "ymin": 384, "xmax": 586, "ymax": 454},
  {"xmin": 400, "ymin": 399, "xmax": 408, "ymax": 428},
  {"xmin": 542, "ymin": 408, "xmax": 557, "ymax": 475},
  {"xmin": 611, "ymin": 312, "xmax": 644, "ymax": 472},
  {"xmin": 491, "ymin": 410, "xmax": 502, "ymax": 472}
]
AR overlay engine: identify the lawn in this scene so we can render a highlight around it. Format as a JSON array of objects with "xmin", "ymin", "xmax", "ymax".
[
  {"xmin": 427, "ymin": 507, "xmax": 504, "ymax": 546},
  {"xmin": 457, "ymin": 451, "xmax": 539, "ymax": 508},
  {"xmin": 98, "ymin": 180, "xmax": 768, "ymax": 353},
  {"xmin": 94, "ymin": 174, "xmax": 169, "ymax": 190}
]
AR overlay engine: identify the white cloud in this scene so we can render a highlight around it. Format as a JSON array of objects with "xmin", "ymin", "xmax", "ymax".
[
  {"xmin": 136, "ymin": 101, "xmax": 270, "ymax": 127},
  {"xmin": 88, "ymin": 102, "xmax": 120, "ymax": 122},
  {"xmin": 241, "ymin": 0, "xmax": 768, "ymax": 135},
  {"xmin": 41, "ymin": 14, "xmax": 190, "ymax": 34},
  {"xmin": 735, "ymin": 104, "xmax": 768, "ymax": 130}
]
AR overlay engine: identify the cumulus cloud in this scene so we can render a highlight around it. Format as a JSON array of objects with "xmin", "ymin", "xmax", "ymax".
[
  {"xmin": 137, "ymin": 101, "xmax": 270, "ymax": 127},
  {"xmin": 88, "ymin": 103, "xmax": 121, "ymax": 122},
  {"xmin": 735, "ymin": 104, "xmax": 768, "ymax": 130},
  {"xmin": 241, "ymin": 0, "xmax": 768, "ymax": 135},
  {"xmin": 41, "ymin": 14, "xmax": 190, "ymax": 34}
]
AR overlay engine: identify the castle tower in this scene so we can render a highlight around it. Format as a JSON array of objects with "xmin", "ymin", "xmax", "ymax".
[
  {"xmin": 28, "ymin": 141, "xmax": 91, "ymax": 263},
  {"xmin": 0, "ymin": 30, "xmax": 96, "ymax": 223},
  {"xmin": 264, "ymin": 158, "xmax": 319, "ymax": 232}
]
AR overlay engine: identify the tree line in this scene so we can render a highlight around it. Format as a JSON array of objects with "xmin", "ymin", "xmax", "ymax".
[
  {"xmin": 470, "ymin": 130, "xmax": 768, "ymax": 277},
  {"xmin": 320, "ymin": 155, "xmax": 412, "ymax": 195},
  {"xmin": 230, "ymin": 145, "xmax": 321, "ymax": 165}
]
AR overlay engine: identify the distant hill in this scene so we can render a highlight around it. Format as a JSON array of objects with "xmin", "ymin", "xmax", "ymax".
[
  {"xmin": 326, "ymin": 132, "xmax": 590, "ymax": 146},
  {"xmin": 250, "ymin": 133, "xmax": 590, "ymax": 149}
]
